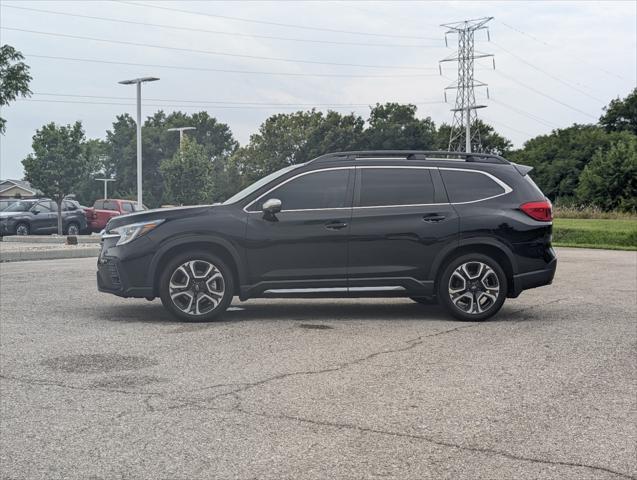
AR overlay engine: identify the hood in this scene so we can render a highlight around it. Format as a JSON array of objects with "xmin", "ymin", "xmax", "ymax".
[{"xmin": 105, "ymin": 204, "xmax": 214, "ymax": 231}]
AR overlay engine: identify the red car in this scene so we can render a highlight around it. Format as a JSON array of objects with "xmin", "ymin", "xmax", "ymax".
[{"xmin": 84, "ymin": 199, "xmax": 145, "ymax": 232}]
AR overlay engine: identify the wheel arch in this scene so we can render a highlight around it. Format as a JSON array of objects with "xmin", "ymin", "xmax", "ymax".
[
  {"xmin": 150, "ymin": 237, "xmax": 244, "ymax": 297},
  {"xmin": 432, "ymin": 239, "xmax": 517, "ymax": 296}
]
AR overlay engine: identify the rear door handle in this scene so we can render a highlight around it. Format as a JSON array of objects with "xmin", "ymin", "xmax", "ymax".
[
  {"xmin": 325, "ymin": 221, "xmax": 348, "ymax": 230},
  {"xmin": 422, "ymin": 214, "xmax": 446, "ymax": 223}
]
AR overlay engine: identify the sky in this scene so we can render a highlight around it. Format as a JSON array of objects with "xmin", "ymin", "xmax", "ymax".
[{"xmin": 1, "ymin": 0, "xmax": 635, "ymax": 180}]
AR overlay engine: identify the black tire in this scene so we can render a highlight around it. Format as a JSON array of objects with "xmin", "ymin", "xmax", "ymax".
[
  {"xmin": 410, "ymin": 296, "xmax": 438, "ymax": 305},
  {"xmin": 14, "ymin": 222, "xmax": 29, "ymax": 236},
  {"xmin": 65, "ymin": 222, "xmax": 80, "ymax": 236},
  {"xmin": 437, "ymin": 253, "xmax": 507, "ymax": 322},
  {"xmin": 159, "ymin": 250, "xmax": 234, "ymax": 322}
]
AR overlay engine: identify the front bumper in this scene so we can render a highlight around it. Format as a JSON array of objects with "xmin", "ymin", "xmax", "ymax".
[{"xmin": 96, "ymin": 238, "xmax": 155, "ymax": 298}]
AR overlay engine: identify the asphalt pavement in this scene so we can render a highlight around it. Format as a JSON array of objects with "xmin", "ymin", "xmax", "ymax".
[{"xmin": 0, "ymin": 248, "xmax": 635, "ymax": 480}]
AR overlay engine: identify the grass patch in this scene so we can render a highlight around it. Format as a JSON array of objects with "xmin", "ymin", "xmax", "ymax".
[{"xmin": 552, "ymin": 218, "xmax": 637, "ymax": 251}]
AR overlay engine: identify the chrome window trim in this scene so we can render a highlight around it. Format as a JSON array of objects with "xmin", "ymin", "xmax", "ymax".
[
  {"xmin": 243, "ymin": 166, "xmax": 354, "ymax": 213},
  {"xmin": 244, "ymin": 165, "xmax": 512, "ymax": 213}
]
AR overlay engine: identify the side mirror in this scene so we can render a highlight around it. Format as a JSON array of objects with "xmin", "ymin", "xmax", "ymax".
[
  {"xmin": 262, "ymin": 198, "xmax": 282, "ymax": 220},
  {"xmin": 31, "ymin": 209, "xmax": 39, "ymax": 215}
]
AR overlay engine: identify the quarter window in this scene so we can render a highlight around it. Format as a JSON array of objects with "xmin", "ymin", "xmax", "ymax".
[
  {"xmin": 441, "ymin": 170, "xmax": 506, "ymax": 203},
  {"xmin": 358, "ymin": 168, "xmax": 435, "ymax": 207},
  {"xmin": 252, "ymin": 169, "xmax": 350, "ymax": 211}
]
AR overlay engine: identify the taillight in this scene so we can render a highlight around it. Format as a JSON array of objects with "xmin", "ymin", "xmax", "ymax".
[{"xmin": 520, "ymin": 200, "xmax": 553, "ymax": 222}]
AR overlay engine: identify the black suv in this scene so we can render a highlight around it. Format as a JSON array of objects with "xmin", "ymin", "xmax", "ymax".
[
  {"xmin": 0, "ymin": 199, "xmax": 87, "ymax": 236},
  {"xmin": 97, "ymin": 151, "xmax": 556, "ymax": 322}
]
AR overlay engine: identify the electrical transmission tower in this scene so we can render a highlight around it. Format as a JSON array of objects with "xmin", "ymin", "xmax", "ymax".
[{"xmin": 440, "ymin": 17, "xmax": 494, "ymax": 153}]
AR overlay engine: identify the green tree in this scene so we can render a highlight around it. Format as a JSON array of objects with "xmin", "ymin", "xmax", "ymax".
[
  {"xmin": 160, "ymin": 137, "xmax": 213, "ymax": 206},
  {"xmin": 104, "ymin": 111, "xmax": 238, "ymax": 207},
  {"xmin": 22, "ymin": 122, "xmax": 91, "ymax": 234},
  {"xmin": 600, "ymin": 87, "xmax": 637, "ymax": 135},
  {"xmin": 508, "ymin": 125, "xmax": 627, "ymax": 201},
  {"xmin": 0, "ymin": 45, "xmax": 32, "ymax": 134},
  {"xmin": 230, "ymin": 109, "xmax": 364, "ymax": 189},
  {"xmin": 436, "ymin": 120, "xmax": 513, "ymax": 155},
  {"xmin": 362, "ymin": 103, "xmax": 436, "ymax": 150},
  {"xmin": 576, "ymin": 135, "xmax": 637, "ymax": 212}
]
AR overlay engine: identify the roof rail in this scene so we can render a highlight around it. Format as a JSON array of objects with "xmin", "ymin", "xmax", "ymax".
[{"xmin": 310, "ymin": 150, "xmax": 509, "ymax": 165}]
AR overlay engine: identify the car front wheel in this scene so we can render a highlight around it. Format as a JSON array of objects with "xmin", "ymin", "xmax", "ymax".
[
  {"xmin": 437, "ymin": 253, "xmax": 507, "ymax": 321},
  {"xmin": 159, "ymin": 251, "xmax": 234, "ymax": 322}
]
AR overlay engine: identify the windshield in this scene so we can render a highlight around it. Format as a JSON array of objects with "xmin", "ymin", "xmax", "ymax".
[
  {"xmin": 4, "ymin": 201, "xmax": 33, "ymax": 212},
  {"xmin": 222, "ymin": 164, "xmax": 303, "ymax": 205}
]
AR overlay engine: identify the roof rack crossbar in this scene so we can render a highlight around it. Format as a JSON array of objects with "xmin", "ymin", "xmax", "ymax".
[{"xmin": 310, "ymin": 150, "xmax": 508, "ymax": 164}]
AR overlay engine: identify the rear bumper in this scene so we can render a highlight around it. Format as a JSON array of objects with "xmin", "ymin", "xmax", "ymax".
[{"xmin": 510, "ymin": 255, "xmax": 557, "ymax": 297}]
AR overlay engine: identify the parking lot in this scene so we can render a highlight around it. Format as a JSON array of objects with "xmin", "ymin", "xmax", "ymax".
[{"xmin": 0, "ymin": 248, "xmax": 635, "ymax": 479}]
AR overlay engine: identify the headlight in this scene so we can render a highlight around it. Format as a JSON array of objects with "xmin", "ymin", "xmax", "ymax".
[{"xmin": 107, "ymin": 219, "xmax": 164, "ymax": 246}]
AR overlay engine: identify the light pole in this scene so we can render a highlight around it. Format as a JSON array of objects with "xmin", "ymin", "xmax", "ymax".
[
  {"xmin": 96, "ymin": 178, "xmax": 116, "ymax": 199},
  {"xmin": 167, "ymin": 126, "xmax": 196, "ymax": 150},
  {"xmin": 118, "ymin": 76, "xmax": 159, "ymax": 208}
]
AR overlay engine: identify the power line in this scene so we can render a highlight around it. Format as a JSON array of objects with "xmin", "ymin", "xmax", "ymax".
[
  {"xmin": 480, "ymin": 114, "xmax": 536, "ymax": 138},
  {"xmin": 492, "ymin": 69, "xmax": 598, "ymax": 120},
  {"xmin": 491, "ymin": 41, "xmax": 604, "ymax": 102},
  {"xmin": 19, "ymin": 98, "xmax": 445, "ymax": 110},
  {"xmin": 31, "ymin": 92, "xmax": 445, "ymax": 107},
  {"xmin": 118, "ymin": 0, "xmax": 440, "ymax": 41},
  {"xmin": 489, "ymin": 98, "xmax": 561, "ymax": 129},
  {"xmin": 24, "ymin": 53, "xmax": 439, "ymax": 78},
  {"xmin": 2, "ymin": 4, "xmax": 442, "ymax": 49},
  {"xmin": 2, "ymin": 27, "xmax": 435, "ymax": 71},
  {"xmin": 497, "ymin": 20, "xmax": 626, "ymax": 81}
]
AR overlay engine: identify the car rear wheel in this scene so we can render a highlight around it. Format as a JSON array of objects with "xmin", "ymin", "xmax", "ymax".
[
  {"xmin": 437, "ymin": 253, "xmax": 507, "ymax": 321},
  {"xmin": 159, "ymin": 251, "xmax": 234, "ymax": 322},
  {"xmin": 15, "ymin": 223, "xmax": 29, "ymax": 236},
  {"xmin": 65, "ymin": 222, "xmax": 80, "ymax": 236}
]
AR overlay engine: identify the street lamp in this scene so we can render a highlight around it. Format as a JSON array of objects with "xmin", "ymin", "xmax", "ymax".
[
  {"xmin": 118, "ymin": 76, "xmax": 159, "ymax": 208},
  {"xmin": 96, "ymin": 178, "xmax": 116, "ymax": 200},
  {"xmin": 167, "ymin": 126, "xmax": 196, "ymax": 150}
]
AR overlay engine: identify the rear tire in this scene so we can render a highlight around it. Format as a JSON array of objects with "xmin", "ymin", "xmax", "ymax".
[
  {"xmin": 437, "ymin": 253, "xmax": 507, "ymax": 322},
  {"xmin": 15, "ymin": 222, "xmax": 29, "ymax": 236},
  {"xmin": 159, "ymin": 250, "xmax": 234, "ymax": 322},
  {"xmin": 65, "ymin": 222, "xmax": 80, "ymax": 236}
]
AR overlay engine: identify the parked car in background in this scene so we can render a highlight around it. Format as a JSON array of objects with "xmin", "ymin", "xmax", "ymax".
[
  {"xmin": 0, "ymin": 199, "xmax": 87, "ymax": 236},
  {"xmin": 97, "ymin": 150, "xmax": 556, "ymax": 323},
  {"xmin": 84, "ymin": 199, "xmax": 145, "ymax": 233}
]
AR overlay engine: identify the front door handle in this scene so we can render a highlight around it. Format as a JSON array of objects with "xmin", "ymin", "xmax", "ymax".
[
  {"xmin": 422, "ymin": 214, "xmax": 446, "ymax": 223},
  {"xmin": 325, "ymin": 221, "xmax": 348, "ymax": 230}
]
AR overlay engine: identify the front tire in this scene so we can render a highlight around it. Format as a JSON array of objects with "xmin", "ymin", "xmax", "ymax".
[
  {"xmin": 65, "ymin": 222, "xmax": 80, "ymax": 236},
  {"xmin": 437, "ymin": 253, "xmax": 507, "ymax": 322},
  {"xmin": 159, "ymin": 251, "xmax": 234, "ymax": 322}
]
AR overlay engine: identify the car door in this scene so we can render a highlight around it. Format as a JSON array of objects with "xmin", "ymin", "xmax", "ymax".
[
  {"xmin": 347, "ymin": 166, "xmax": 458, "ymax": 296},
  {"xmin": 30, "ymin": 201, "xmax": 57, "ymax": 233},
  {"xmin": 244, "ymin": 167, "xmax": 354, "ymax": 293}
]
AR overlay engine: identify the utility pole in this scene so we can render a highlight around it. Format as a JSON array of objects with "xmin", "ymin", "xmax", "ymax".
[
  {"xmin": 167, "ymin": 126, "xmax": 196, "ymax": 150},
  {"xmin": 439, "ymin": 17, "xmax": 494, "ymax": 153},
  {"xmin": 118, "ymin": 77, "xmax": 160, "ymax": 208},
  {"xmin": 96, "ymin": 178, "xmax": 116, "ymax": 200}
]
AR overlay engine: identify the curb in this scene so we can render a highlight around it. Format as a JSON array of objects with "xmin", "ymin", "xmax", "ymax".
[
  {"xmin": 1, "ymin": 235, "xmax": 101, "ymax": 244},
  {"xmin": 0, "ymin": 248, "xmax": 99, "ymax": 263}
]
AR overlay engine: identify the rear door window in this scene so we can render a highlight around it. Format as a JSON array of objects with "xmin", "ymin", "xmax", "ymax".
[
  {"xmin": 440, "ymin": 170, "xmax": 506, "ymax": 203},
  {"xmin": 121, "ymin": 202, "xmax": 134, "ymax": 213},
  {"xmin": 357, "ymin": 168, "xmax": 435, "ymax": 207},
  {"xmin": 103, "ymin": 200, "xmax": 118, "ymax": 211}
]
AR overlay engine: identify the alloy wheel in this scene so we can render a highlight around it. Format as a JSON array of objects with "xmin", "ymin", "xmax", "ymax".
[
  {"xmin": 168, "ymin": 260, "xmax": 225, "ymax": 316},
  {"xmin": 448, "ymin": 261, "xmax": 500, "ymax": 314},
  {"xmin": 67, "ymin": 224, "xmax": 80, "ymax": 235},
  {"xmin": 16, "ymin": 224, "xmax": 28, "ymax": 236}
]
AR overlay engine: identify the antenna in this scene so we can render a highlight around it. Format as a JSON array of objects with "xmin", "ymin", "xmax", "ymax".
[{"xmin": 439, "ymin": 17, "xmax": 494, "ymax": 153}]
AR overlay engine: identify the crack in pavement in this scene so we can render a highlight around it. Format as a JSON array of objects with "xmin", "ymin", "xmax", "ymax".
[{"xmin": 229, "ymin": 405, "xmax": 635, "ymax": 480}]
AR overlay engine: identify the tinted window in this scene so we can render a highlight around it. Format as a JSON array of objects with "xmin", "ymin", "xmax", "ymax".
[
  {"xmin": 122, "ymin": 202, "xmax": 134, "ymax": 213},
  {"xmin": 62, "ymin": 201, "xmax": 77, "ymax": 211},
  {"xmin": 441, "ymin": 170, "xmax": 505, "ymax": 203},
  {"xmin": 359, "ymin": 168, "xmax": 435, "ymax": 207},
  {"xmin": 32, "ymin": 202, "xmax": 53, "ymax": 213},
  {"xmin": 94, "ymin": 200, "xmax": 104, "ymax": 209},
  {"xmin": 253, "ymin": 169, "xmax": 350, "ymax": 211},
  {"xmin": 103, "ymin": 200, "xmax": 118, "ymax": 211}
]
